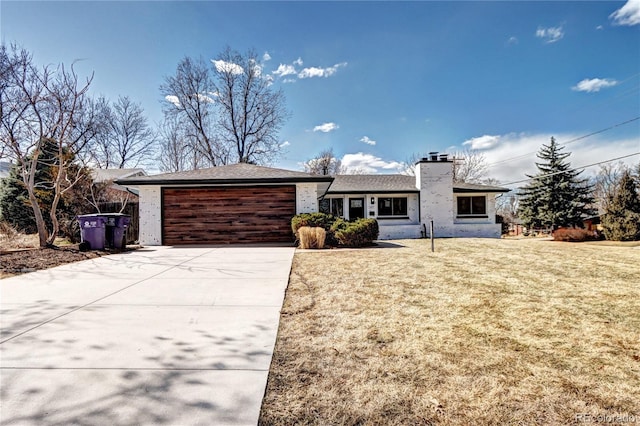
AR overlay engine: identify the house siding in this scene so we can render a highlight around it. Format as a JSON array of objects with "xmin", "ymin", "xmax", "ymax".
[
  {"xmin": 416, "ymin": 160, "xmax": 455, "ymax": 236},
  {"xmin": 296, "ymin": 183, "xmax": 318, "ymax": 214},
  {"xmin": 323, "ymin": 193, "xmax": 421, "ymax": 240},
  {"xmin": 138, "ymin": 185, "xmax": 162, "ymax": 245}
]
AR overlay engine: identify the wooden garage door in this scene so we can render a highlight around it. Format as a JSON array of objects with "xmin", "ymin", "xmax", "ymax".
[{"xmin": 162, "ymin": 186, "xmax": 296, "ymax": 245}]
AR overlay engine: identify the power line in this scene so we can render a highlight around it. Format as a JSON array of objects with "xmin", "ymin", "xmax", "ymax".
[
  {"xmin": 502, "ymin": 151, "xmax": 640, "ymax": 187},
  {"xmin": 487, "ymin": 116, "xmax": 640, "ymax": 167}
]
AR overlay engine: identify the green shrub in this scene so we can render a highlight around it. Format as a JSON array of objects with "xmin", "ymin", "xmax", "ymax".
[
  {"xmin": 332, "ymin": 218, "xmax": 379, "ymax": 247},
  {"xmin": 292, "ymin": 212, "xmax": 339, "ymax": 245},
  {"xmin": 291, "ymin": 212, "xmax": 337, "ymax": 235},
  {"xmin": 291, "ymin": 214, "xmax": 379, "ymax": 247}
]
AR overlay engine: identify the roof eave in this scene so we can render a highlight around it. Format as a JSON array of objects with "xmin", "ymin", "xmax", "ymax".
[
  {"xmin": 453, "ymin": 187, "xmax": 511, "ymax": 193},
  {"xmin": 116, "ymin": 176, "xmax": 334, "ymax": 186},
  {"xmin": 326, "ymin": 189, "xmax": 420, "ymax": 194}
]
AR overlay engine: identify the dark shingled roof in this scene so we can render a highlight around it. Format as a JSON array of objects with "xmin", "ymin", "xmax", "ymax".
[
  {"xmin": 327, "ymin": 174, "xmax": 511, "ymax": 193},
  {"xmin": 116, "ymin": 163, "xmax": 333, "ymax": 185},
  {"xmin": 453, "ymin": 182, "xmax": 511, "ymax": 193},
  {"xmin": 328, "ymin": 175, "xmax": 418, "ymax": 193}
]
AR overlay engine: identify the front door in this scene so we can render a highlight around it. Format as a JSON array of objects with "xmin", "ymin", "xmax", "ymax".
[{"xmin": 349, "ymin": 198, "xmax": 365, "ymax": 220}]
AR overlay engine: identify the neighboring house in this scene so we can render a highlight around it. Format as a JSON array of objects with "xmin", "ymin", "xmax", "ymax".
[
  {"xmin": 92, "ymin": 168, "xmax": 147, "ymax": 197},
  {"xmin": 92, "ymin": 168, "xmax": 147, "ymax": 243},
  {"xmin": 117, "ymin": 154, "xmax": 509, "ymax": 246},
  {"xmin": 583, "ymin": 215, "xmax": 603, "ymax": 233}
]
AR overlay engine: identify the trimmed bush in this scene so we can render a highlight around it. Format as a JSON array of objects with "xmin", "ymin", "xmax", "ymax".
[
  {"xmin": 291, "ymin": 212, "xmax": 337, "ymax": 235},
  {"xmin": 292, "ymin": 212, "xmax": 339, "ymax": 245},
  {"xmin": 552, "ymin": 227, "xmax": 596, "ymax": 242},
  {"xmin": 291, "ymin": 213, "xmax": 379, "ymax": 248},
  {"xmin": 298, "ymin": 226, "xmax": 326, "ymax": 249},
  {"xmin": 332, "ymin": 218, "xmax": 379, "ymax": 247}
]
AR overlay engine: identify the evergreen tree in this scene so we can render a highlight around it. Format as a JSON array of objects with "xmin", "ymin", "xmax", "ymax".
[
  {"xmin": 0, "ymin": 139, "xmax": 94, "ymax": 240},
  {"xmin": 0, "ymin": 165, "xmax": 37, "ymax": 233},
  {"xmin": 601, "ymin": 170, "xmax": 640, "ymax": 241},
  {"xmin": 518, "ymin": 137, "xmax": 595, "ymax": 230}
]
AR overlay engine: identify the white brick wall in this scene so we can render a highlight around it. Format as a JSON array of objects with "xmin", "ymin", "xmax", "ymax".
[
  {"xmin": 296, "ymin": 183, "xmax": 318, "ymax": 214},
  {"xmin": 416, "ymin": 160, "xmax": 454, "ymax": 236},
  {"xmin": 138, "ymin": 185, "xmax": 162, "ymax": 246}
]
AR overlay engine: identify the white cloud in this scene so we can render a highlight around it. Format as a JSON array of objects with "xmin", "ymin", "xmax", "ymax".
[
  {"xmin": 462, "ymin": 135, "xmax": 501, "ymax": 150},
  {"xmin": 298, "ymin": 62, "xmax": 347, "ymax": 79},
  {"xmin": 212, "ymin": 59, "xmax": 244, "ymax": 75},
  {"xmin": 535, "ymin": 25, "xmax": 564, "ymax": 43},
  {"xmin": 313, "ymin": 122, "xmax": 339, "ymax": 133},
  {"xmin": 610, "ymin": 0, "xmax": 640, "ymax": 26},
  {"xmin": 360, "ymin": 136, "xmax": 377, "ymax": 146},
  {"xmin": 264, "ymin": 74, "xmax": 274, "ymax": 86},
  {"xmin": 195, "ymin": 93, "xmax": 215, "ymax": 103},
  {"xmin": 272, "ymin": 63, "xmax": 297, "ymax": 77},
  {"xmin": 283, "ymin": 78, "xmax": 297, "ymax": 84},
  {"xmin": 165, "ymin": 95, "xmax": 181, "ymax": 107},
  {"xmin": 507, "ymin": 36, "xmax": 519, "ymax": 45},
  {"xmin": 294, "ymin": 57, "xmax": 304, "ymax": 66},
  {"xmin": 280, "ymin": 141, "xmax": 290, "ymax": 148},
  {"xmin": 456, "ymin": 132, "xmax": 640, "ymax": 186},
  {"xmin": 572, "ymin": 78, "xmax": 618, "ymax": 92},
  {"xmin": 341, "ymin": 152, "xmax": 404, "ymax": 174},
  {"xmin": 596, "ymin": 25, "xmax": 604, "ymax": 30},
  {"xmin": 263, "ymin": 52, "xmax": 272, "ymax": 61}
]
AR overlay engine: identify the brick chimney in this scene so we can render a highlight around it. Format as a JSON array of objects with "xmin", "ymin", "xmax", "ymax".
[{"xmin": 415, "ymin": 153, "xmax": 454, "ymax": 236}]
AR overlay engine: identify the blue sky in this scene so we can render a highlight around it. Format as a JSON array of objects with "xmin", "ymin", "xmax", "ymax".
[{"xmin": 2, "ymin": 1, "xmax": 639, "ymax": 185}]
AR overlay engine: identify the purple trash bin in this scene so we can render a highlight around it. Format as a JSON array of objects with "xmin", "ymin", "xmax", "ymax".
[
  {"xmin": 77, "ymin": 215, "xmax": 107, "ymax": 250},
  {"xmin": 102, "ymin": 213, "xmax": 131, "ymax": 249}
]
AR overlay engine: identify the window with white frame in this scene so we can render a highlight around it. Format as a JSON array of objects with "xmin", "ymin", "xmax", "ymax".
[
  {"xmin": 319, "ymin": 197, "xmax": 344, "ymax": 217},
  {"xmin": 457, "ymin": 196, "xmax": 487, "ymax": 217}
]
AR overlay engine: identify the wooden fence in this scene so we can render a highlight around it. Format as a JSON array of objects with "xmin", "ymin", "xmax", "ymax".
[{"xmin": 97, "ymin": 202, "xmax": 139, "ymax": 244}]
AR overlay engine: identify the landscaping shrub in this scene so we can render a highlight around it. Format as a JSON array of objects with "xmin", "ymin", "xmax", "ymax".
[
  {"xmin": 292, "ymin": 212, "xmax": 339, "ymax": 245},
  {"xmin": 552, "ymin": 227, "xmax": 596, "ymax": 242},
  {"xmin": 291, "ymin": 212, "xmax": 336, "ymax": 235},
  {"xmin": 332, "ymin": 218, "xmax": 379, "ymax": 247},
  {"xmin": 291, "ymin": 213, "xmax": 379, "ymax": 247},
  {"xmin": 298, "ymin": 226, "xmax": 326, "ymax": 249}
]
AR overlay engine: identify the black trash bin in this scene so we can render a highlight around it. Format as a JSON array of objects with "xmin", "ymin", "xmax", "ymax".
[
  {"xmin": 102, "ymin": 213, "xmax": 131, "ymax": 249},
  {"xmin": 77, "ymin": 214, "xmax": 107, "ymax": 250}
]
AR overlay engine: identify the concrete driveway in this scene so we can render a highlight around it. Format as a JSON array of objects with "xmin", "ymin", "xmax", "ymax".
[{"xmin": 0, "ymin": 245, "xmax": 295, "ymax": 425}]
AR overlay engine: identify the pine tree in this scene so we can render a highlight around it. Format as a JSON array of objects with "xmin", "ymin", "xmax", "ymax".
[
  {"xmin": 601, "ymin": 170, "xmax": 640, "ymax": 241},
  {"xmin": 518, "ymin": 137, "xmax": 595, "ymax": 230},
  {"xmin": 0, "ymin": 139, "xmax": 94, "ymax": 239}
]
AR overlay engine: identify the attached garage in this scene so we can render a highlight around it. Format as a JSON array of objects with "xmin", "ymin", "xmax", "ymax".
[
  {"xmin": 117, "ymin": 163, "xmax": 333, "ymax": 246},
  {"xmin": 162, "ymin": 186, "xmax": 296, "ymax": 245}
]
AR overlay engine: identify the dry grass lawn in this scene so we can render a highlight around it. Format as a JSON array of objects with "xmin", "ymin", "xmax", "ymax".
[{"xmin": 260, "ymin": 238, "xmax": 640, "ymax": 425}]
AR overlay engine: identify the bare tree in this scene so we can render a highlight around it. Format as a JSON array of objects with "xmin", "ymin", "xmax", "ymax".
[
  {"xmin": 496, "ymin": 193, "xmax": 519, "ymax": 223},
  {"xmin": 592, "ymin": 161, "xmax": 628, "ymax": 214},
  {"xmin": 160, "ymin": 56, "xmax": 226, "ymax": 167},
  {"xmin": 1, "ymin": 44, "xmax": 93, "ymax": 247},
  {"xmin": 157, "ymin": 117, "xmax": 197, "ymax": 172},
  {"xmin": 303, "ymin": 148, "xmax": 346, "ymax": 175},
  {"xmin": 88, "ymin": 95, "xmax": 156, "ymax": 168},
  {"xmin": 212, "ymin": 47, "xmax": 288, "ymax": 164},
  {"xmin": 452, "ymin": 149, "xmax": 488, "ymax": 183},
  {"xmin": 403, "ymin": 150, "xmax": 488, "ymax": 182},
  {"xmin": 159, "ymin": 47, "xmax": 288, "ymax": 168}
]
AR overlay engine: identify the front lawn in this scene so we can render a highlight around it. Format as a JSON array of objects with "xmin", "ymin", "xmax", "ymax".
[{"xmin": 260, "ymin": 238, "xmax": 640, "ymax": 425}]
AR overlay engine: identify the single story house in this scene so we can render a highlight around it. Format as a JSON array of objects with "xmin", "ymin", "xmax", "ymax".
[
  {"xmin": 117, "ymin": 153, "xmax": 509, "ymax": 245},
  {"xmin": 92, "ymin": 168, "xmax": 147, "ymax": 197}
]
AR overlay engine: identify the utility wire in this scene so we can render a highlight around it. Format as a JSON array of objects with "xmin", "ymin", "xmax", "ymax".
[
  {"xmin": 487, "ymin": 116, "xmax": 640, "ymax": 167},
  {"xmin": 502, "ymin": 151, "xmax": 640, "ymax": 186}
]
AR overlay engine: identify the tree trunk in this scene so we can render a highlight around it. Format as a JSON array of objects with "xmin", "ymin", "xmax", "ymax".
[{"xmin": 26, "ymin": 185, "xmax": 49, "ymax": 248}]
